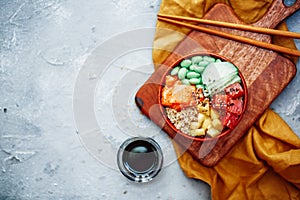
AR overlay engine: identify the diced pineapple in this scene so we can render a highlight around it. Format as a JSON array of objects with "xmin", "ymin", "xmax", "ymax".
[
  {"xmin": 197, "ymin": 98, "xmax": 210, "ymax": 116},
  {"xmin": 207, "ymin": 127, "xmax": 221, "ymax": 137},
  {"xmin": 212, "ymin": 118, "xmax": 223, "ymax": 131},
  {"xmin": 190, "ymin": 121, "xmax": 200, "ymax": 130},
  {"xmin": 197, "ymin": 113, "xmax": 205, "ymax": 126},
  {"xmin": 211, "ymin": 109, "xmax": 220, "ymax": 119},
  {"xmin": 190, "ymin": 128, "xmax": 206, "ymax": 136},
  {"xmin": 202, "ymin": 117, "xmax": 212, "ymax": 130}
]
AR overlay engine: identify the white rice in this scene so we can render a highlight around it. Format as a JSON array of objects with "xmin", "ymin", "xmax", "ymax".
[{"xmin": 165, "ymin": 107, "xmax": 198, "ymax": 135}]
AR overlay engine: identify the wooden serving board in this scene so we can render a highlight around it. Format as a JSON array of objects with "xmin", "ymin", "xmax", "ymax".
[{"xmin": 135, "ymin": 0, "xmax": 300, "ymax": 166}]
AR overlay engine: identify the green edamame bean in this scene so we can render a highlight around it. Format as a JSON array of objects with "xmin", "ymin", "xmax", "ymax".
[
  {"xmin": 197, "ymin": 61, "xmax": 209, "ymax": 67},
  {"xmin": 187, "ymin": 71, "xmax": 200, "ymax": 79},
  {"xmin": 215, "ymin": 59, "xmax": 222, "ymax": 63},
  {"xmin": 189, "ymin": 64, "xmax": 197, "ymax": 71},
  {"xmin": 191, "ymin": 56, "xmax": 203, "ymax": 64},
  {"xmin": 178, "ymin": 68, "xmax": 187, "ymax": 80},
  {"xmin": 203, "ymin": 56, "xmax": 215, "ymax": 63},
  {"xmin": 181, "ymin": 79, "xmax": 190, "ymax": 85},
  {"xmin": 194, "ymin": 66, "xmax": 205, "ymax": 73},
  {"xmin": 189, "ymin": 64, "xmax": 205, "ymax": 73},
  {"xmin": 180, "ymin": 59, "xmax": 192, "ymax": 68},
  {"xmin": 196, "ymin": 84, "xmax": 204, "ymax": 89},
  {"xmin": 189, "ymin": 78, "xmax": 201, "ymax": 85},
  {"xmin": 171, "ymin": 66, "xmax": 180, "ymax": 76}
]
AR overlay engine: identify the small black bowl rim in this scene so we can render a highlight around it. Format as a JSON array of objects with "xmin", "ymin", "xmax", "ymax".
[{"xmin": 117, "ymin": 137, "xmax": 163, "ymax": 183}]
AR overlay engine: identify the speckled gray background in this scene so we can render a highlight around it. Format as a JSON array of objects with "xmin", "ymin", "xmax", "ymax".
[{"xmin": 0, "ymin": 0, "xmax": 299, "ymax": 199}]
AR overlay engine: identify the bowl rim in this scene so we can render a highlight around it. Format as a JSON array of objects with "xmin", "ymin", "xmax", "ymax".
[{"xmin": 158, "ymin": 52, "xmax": 248, "ymax": 142}]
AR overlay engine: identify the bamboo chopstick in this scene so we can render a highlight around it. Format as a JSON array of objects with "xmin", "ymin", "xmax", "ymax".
[
  {"xmin": 157, "ymin": 15, "xmax": 300, "ymax": 57},
  {"xmin": 158, "ymin": 14, "xmax": 300, "ymax": 39}
]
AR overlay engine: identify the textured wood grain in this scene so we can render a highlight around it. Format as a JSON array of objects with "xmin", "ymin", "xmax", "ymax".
[{"xmin": 135, "ymin": 2, "xmax": 298, "ymax": 166}]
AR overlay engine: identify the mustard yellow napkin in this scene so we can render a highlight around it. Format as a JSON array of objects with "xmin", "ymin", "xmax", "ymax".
[{"xmin": 153, "ymin": 0, "xmax": 300, "ymax": 199}]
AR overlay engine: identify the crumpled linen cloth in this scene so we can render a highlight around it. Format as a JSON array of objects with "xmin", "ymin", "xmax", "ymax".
[{"xmin": 152, "ymin": 0, "xmax": 300, "ymax": 199}]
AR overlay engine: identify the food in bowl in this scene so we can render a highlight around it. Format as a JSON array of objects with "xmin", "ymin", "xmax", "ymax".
[{"xmin": 161, "ymin": 55, "xmax": 246, "ymax": 139}]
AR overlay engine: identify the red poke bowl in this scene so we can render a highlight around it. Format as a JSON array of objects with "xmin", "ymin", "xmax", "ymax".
[{"xmin": 159, "ymin": 53, "xmax": 248, "ymax": 142}]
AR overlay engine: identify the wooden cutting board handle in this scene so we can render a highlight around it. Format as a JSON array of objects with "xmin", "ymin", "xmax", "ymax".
[{"xmin": 253, "ymin": 0, "xmax": 300, "ymax": 28}]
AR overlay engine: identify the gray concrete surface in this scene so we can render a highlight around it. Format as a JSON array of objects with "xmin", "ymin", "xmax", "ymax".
[{"xmin": 0, "ymin": 0, "xmax": 299, "ymax": 199}]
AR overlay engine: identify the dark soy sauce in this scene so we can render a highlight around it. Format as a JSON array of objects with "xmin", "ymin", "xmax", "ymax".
[
  {"xmin": 117, "ymin": 137, "xmax": 163, "ymax": 182},
  {"xmin": 123, "ymin": 140, "xmax": 156, "ymax": 173}
]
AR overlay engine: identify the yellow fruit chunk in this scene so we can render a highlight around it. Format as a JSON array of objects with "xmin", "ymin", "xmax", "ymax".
[
  {"xmin": 197, "ymin": 98, "xmax": 210, "ymax": 116},
  {"xmin": 190, "ymin": 128, "xmax": 206, "ymax": 136},
  {"xmin": 207, "ymin": 127, "xmax": 221, "ymax": 137},
  {"xmin": 212, "ymin": 118, "xmax": 223, "ymax": 131},
  {"xmin": 197, "ymin": 113, "xmax": 205, "ymax": 126},
  {"xmin": 202, "ymin": 117, "xmax": 212, "ymax": 130},
  {"xmin": 190, "ymin": 122, "xmax": 200, "ymax": 130}
]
